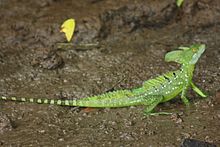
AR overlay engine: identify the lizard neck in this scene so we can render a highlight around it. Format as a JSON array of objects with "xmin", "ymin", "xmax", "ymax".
[{"xmin": 181, "ymin": 63, "xmax": 195, "ymax": 81}]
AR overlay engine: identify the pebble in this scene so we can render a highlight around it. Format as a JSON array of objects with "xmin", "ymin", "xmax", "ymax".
[{"xmin": 0, "ymin": 112, "xmax": 13, "ymax": 134}]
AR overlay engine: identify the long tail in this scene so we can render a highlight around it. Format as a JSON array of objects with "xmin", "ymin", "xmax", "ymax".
[
  {"xmin": 0, "ymin": 91, "xmax": 147, "ymax": 108},
  {"xmin": 0, "ymin": 96, "xmax": 77, "ymax": 106},
  {"xmin": 0, "ymin": 87, "xmax": 150, "ymax": 108}
]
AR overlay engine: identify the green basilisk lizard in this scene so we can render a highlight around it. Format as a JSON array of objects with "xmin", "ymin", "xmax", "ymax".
[{"xmin": 0, "ymin": 44, "xmax": 207, "ymax": 115}]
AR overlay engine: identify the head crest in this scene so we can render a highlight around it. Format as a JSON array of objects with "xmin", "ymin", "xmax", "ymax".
[{"xmin": 165, "ymin": 44, "xmax": 205, "ymax": 64}]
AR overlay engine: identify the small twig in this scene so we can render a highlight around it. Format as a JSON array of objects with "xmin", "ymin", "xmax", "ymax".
[{"xmin": 56, "ymin": 42, "xmax": 100, "ymax": 51}]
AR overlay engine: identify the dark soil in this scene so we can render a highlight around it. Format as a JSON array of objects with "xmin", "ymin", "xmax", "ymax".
[{"xmin": 0, "ymin": 0, "xmax": 220, "ymax": 146}]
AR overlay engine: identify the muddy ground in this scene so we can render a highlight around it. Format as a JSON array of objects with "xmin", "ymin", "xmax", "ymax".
[{"xmin": 0, "ymin": 0, "xmax": 219, "ymax": 146}]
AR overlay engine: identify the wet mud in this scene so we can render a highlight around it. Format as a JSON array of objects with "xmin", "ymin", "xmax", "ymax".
[{"xmin": 0, "ymin": 0, "xmax": 220, "ymax": 146}]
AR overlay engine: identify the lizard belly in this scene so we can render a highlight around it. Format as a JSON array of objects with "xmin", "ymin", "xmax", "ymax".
[{"xmin": 162, "ymin": 87, "xmax": 182, "ymax": 102}]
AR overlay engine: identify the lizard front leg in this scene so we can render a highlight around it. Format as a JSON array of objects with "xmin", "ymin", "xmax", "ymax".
[
  {"xmin": 191, "ymin": 82, "xmax": 207, "ymax": 98},
  {"xmin": 181, "ymin": 85, "xmax": 190, "ymax": 106}
]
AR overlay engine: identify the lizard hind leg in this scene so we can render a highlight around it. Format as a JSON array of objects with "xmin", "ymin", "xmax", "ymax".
[{"xmin": 143, "ymin": 95, "xmax": 172, "ymax": 116}]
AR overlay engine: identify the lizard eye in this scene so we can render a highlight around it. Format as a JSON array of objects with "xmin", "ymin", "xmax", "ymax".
[{"xmin": 192, "ymin": 48, "xmax": 197, "ymax": 53}]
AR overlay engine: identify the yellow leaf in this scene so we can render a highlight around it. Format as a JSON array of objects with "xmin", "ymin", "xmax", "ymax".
[
  {"xmin": 60, "ymin": 18, "xmax": 75, "ymax": 42},
  {"xmin": 176, "ymin": 0, "xmax": 184, "ymax": 7}
]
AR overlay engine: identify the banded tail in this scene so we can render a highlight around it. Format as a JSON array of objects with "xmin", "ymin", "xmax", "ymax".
[
  {"xmin": 0, "ymin": 90, "xmax": 147, "ymax": 108},
  {"xmin": 0, "ymin": 96, "xmax": 77, "ymax": 106}
]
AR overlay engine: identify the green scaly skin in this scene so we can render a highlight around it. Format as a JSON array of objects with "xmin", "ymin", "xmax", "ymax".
[{"xmin": 0, "ymin": 44, "xmax": 207, "ymax": 115}]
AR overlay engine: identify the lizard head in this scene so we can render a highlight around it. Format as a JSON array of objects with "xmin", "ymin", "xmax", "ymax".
[{"xmin": 165, "ymin": 44, "xmax": 206, "ymax": 65}]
